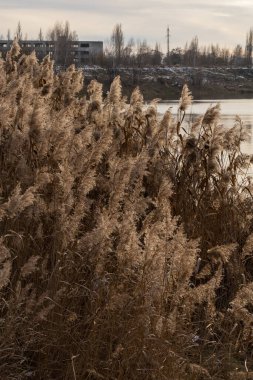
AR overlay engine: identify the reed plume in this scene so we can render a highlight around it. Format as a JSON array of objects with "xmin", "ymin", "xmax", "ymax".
[{"xmin": 0, "ymin": 41, "xmax": 253, "ymax": 380}]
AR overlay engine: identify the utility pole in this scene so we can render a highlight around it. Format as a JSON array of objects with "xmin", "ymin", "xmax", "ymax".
[{"xmin": 167, "ymin": 26, "xmax": 170, "ymax": 65}]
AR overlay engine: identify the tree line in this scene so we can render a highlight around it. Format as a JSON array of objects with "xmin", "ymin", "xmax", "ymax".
[
  {"xmin": 167, "ymin": 32, "xmax": 253, "ymax": 67},
  {"xmin": 105, "ymin": 24, "xmax": 253, "ymax": 68},
  {"xmin": 1, "ymin": 21, "xmax": 253, "ymax": 68}
]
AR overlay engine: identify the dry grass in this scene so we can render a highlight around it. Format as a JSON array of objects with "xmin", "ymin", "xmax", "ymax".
[{"xmin": 1, "ymin": 39, "xmax": 253, "ymax": 379}]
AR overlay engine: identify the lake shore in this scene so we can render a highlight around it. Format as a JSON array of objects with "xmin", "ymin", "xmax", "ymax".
[{"xmin": 82, "ymin": 66, "xmax": 253, "ymax": 100}]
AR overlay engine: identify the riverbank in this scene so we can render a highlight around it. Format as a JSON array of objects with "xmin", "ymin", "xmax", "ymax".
[{"xmin": 81, "ymin": 66, "xmax": 253, "ymax": 100}]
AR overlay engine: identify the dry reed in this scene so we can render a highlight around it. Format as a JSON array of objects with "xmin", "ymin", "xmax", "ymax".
[{"xmin": 0, "ymin": 40, "xmax": 253, "ymax": 380}]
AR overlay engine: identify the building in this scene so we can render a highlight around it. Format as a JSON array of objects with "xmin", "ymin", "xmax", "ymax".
[{"xmin": 0, "ymin": 39, "xmax": 103, "ymax": 65}]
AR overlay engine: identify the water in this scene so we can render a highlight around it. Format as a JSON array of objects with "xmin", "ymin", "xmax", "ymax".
[{"xmin": 158, "ymin": 99, "xmax": 253, "ymax": 155}]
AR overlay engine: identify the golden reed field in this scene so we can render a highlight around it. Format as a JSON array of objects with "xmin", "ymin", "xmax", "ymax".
[{"xmin": 1, "ymin": 39, "xmax": 253, "ymax": 380}]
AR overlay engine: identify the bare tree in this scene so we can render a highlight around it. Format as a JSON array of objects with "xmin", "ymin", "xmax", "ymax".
[
  {"xmin": 152, "ymin": 42, "xmax": 163, "ymax": 66},
  {"xmin": 15, "ymin": 21, "xmax": 22, "ymax": 41},
  {"xmin": 123, "ymin": 38, "xmax": 135, "ymax": 66},
  {"xmin": 136, "ymin": 39, "xmax": 152, "ymax": 67},
  {"xmin": 7, "ymin": 29, "xmax": 11, "ymax": 41},
  {"xmin": 185, "ymin": 36, "xmax": 198, "ymax": 66},
  {"xmin": 47, "ymin": 21, "xmax": 78, "ymax": 66},
  {"xmin": 232, "ymin": 44, "xmax": 243, "ymax": 66},
  {"xmin": 245, "ymin": 28, "xmax": 253, "ymax": 67},
  {"xmin": 38, "ymin": 28, "xmax": 44, "ymax": 41},
  {"xmin": 111, "ymin": 23, "xmax": 124, "ymax": 66}
]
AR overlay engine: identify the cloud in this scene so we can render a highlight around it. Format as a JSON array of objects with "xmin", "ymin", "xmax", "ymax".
[{"xmin": 0, "ymin": 0, "xmax": 252, "ymax": 50}]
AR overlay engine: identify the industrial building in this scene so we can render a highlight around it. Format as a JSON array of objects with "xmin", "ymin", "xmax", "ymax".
[{"xmin": 0, "ymin": 39, "xmax": 103, "ymax": 65}]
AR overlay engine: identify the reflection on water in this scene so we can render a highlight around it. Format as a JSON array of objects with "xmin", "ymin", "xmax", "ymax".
[{"xmin": 158, "ymin": 99, "xmax": 253, "ymax": 155}]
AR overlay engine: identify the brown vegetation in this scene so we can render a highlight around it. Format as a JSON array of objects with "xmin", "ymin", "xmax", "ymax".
[{"xmin": 1, "ymin": 39, "xmax": 253, "ymax": 380}]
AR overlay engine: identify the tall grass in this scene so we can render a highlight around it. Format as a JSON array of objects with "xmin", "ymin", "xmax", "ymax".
[{"xmin": 1, "ymin": 39, "xmax": 253, "ymax": 379}]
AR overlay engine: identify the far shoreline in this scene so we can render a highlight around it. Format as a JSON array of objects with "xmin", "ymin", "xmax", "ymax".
[{"xmin": 82, "ymin": 65, "xmax": 253, "ymax": 101}]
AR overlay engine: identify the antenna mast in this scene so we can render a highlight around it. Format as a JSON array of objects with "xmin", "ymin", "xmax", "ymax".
[{"xmin": 167, "ymin": 26, "xmax": 170, "ymax": 64}]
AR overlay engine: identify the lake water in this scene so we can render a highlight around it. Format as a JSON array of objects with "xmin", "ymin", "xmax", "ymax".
[{"xmin": 157, "ymin": 99, "xmax": 253, "ymax": 155}]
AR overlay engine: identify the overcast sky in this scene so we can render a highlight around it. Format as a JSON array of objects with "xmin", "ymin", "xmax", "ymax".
[{"xmin": 0, "ymin": 0, "xmax": 253, "ymax": 51}]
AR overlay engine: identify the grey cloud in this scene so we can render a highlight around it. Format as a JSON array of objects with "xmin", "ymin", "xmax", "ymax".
[
  {"xmin": 0, "ymin": 0, "xmax": 252, "ymax": 20},
  {"xmin": 0, "ymin": 0, "xmax": 252, "ymax": 50}
]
